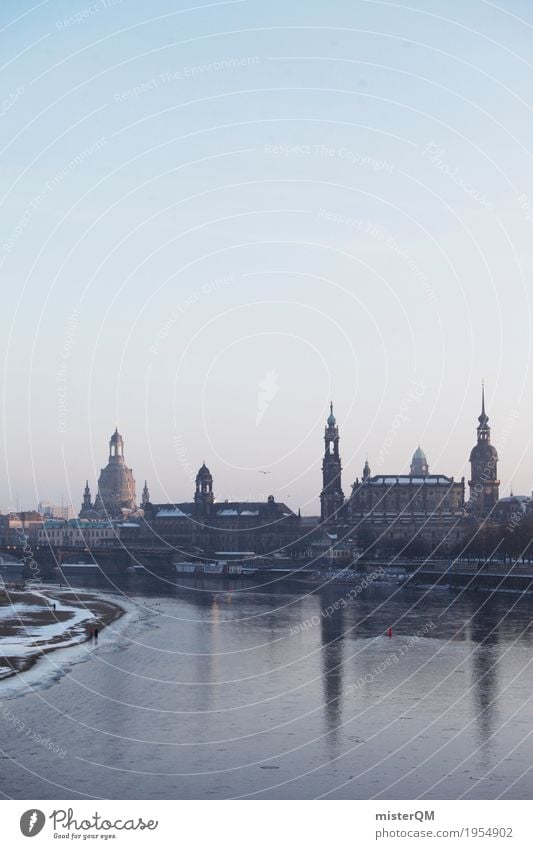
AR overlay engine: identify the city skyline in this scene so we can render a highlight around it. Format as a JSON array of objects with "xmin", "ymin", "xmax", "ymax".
[{"xmin": 1, "ymin": 384, "xmax": 521, "ymax": 516}]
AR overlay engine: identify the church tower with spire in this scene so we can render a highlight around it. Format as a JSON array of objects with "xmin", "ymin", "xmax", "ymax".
[
  {"xmin": 468, "ymin": 384, "xmax": 499, "ymax": 517},
  {"xmin": 141, "ymin": 481, "xmax": 151, "ymax": 509},
  {"xmin": 194, "ymin": 462, "xmax": 214, "ymax": 518},
  {"xmin": 320, "ymin": 403, "xmax": 344, "ymax": 523},
  {"xmin": 80, "ymin": 480, "xmax": 93, "ymax": 516}
]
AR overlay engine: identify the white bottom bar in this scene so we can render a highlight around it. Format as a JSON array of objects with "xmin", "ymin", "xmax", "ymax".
[{"xmin": 2, "ymin": 799, "xmax": 531, "ymax": 847}]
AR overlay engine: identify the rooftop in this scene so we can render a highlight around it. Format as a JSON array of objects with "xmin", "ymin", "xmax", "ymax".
[{"xmin": 363, "ymin": 475, "xmax": 456, "ymax": 486}]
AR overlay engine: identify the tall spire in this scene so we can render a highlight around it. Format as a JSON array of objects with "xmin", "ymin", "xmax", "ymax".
[
  {"xmin": 321, "ymin": 402, "xmax": 343, "ymax": 522},
  {"xmin": 81, "ymin": 480, "xmax": 93, "ymax": 514},
  {"xmin": 141, "ymin": 480, "xmax": 150, "ymax": 507},
  {"xmin": 469, "ymin": 382, "xmax": 499, "ymax": 516},
  {"xmin": 478, "ymin": 381, "xmax": 489, "ymax": 432}
]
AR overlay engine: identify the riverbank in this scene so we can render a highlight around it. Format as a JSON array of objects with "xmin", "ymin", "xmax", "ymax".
[{"xmin": 0, "ymin": 586, "xmax": 125, "ymax": 680}]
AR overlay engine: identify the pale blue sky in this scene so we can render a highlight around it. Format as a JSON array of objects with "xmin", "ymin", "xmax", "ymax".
[{"xmin": 1, "ymin": 0, "xmax": 533, "ymax": 514}]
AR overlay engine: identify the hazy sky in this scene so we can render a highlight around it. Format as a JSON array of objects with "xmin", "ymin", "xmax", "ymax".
[{"xmin": 1, "ymin": 0, "xmax": 533, "ymax": 515}]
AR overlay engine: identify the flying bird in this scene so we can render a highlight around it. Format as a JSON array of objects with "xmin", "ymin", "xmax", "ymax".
[{"xmin": 258, "ymin": 470, "xmax": 271, "ymax": 475}]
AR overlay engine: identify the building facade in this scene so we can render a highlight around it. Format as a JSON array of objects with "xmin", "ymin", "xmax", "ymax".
[
  {"xmin": 346, "ymin": 453, "xmax": 465, "ymax": 554},
  {"xmin": 320, "ymin": 387, "xmax": 501, "ymax": 555},
  {"xmin": 38, "ymin": 519, "xmax": 118, "ymax": 548},
  {"xmin": 142, "ymin": 463, "xmax": 302, "ymax": 556},
  {"xmin": 0, "ymin": 512, "xmax": 43, "ymax": 546},
  {"xmin": 38, "ymin": 502, "xmax": 74, "ymax": 520}
]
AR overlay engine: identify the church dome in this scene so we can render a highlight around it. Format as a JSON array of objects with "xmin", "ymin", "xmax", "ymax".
[
  {"xmin": 327, "ymin": 402, "xmax": 336, "ymax": 427},
  {"xmin": 410, "ymin": 445, "xmax": 429, "ymax": 476},
  {"xmin": 196, "ymin": 462, "xmax": 212, "ymax": 479}
]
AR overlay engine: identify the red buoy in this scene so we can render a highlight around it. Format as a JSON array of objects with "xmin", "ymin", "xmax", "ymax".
[{"xmin": 387, "ymin": 627, "xmax": 393, "ymax": 638}]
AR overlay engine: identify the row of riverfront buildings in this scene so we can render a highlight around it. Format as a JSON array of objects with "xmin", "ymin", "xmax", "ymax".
[
  {"xmin": 67, "ymin": 386, "xmax": 530, "ymax": 558},
  {"xmin": 78, "ymin": 429, "xmax": 301, "ymax": 555},
  {"xmin": 319, "ymin": 387, "xmax": 504, "ymax": 555}
]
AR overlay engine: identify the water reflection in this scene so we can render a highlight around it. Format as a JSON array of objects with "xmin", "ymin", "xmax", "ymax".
[{"xmin": 469, "ymin": 603, "xmax": 501, "ymax": 751}]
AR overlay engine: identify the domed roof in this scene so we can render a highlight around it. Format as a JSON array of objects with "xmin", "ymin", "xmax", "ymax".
[
  {"xmin": 196, "ymin": 462, "xmax": 212, "ymax": 479},
  {"xmin": 327, "ymin": 402, "xmax": 336, "ymax": 427},
  {"xmin": 413, "ymin": 445, "xmax": 427, "ymax": 466},
  {"xmin": 110, "ymin": 427, "xmax": 123, "ymax": 443},
  {"xmin": 410, "ymin": 445, "xmax": 429, "ymax": 476}
]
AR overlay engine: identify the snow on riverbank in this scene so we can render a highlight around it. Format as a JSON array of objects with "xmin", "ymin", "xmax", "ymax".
[
  {"xmin": 0, "ymin": 587, "xmax": 147, "ymax": 699},
  {"xmin": 0, "ymin": 587, "xmax": 125, "ymax": 680}
]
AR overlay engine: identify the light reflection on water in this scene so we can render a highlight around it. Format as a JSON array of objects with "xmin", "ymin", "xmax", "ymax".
[{"xmin": 1, "ymin": 572, "xmax": 533, "ymax": 799}]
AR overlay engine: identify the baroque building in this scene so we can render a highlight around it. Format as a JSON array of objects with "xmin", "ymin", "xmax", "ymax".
[
  {"xmin": 80, "ymin": 428, "xmax": 137, "ymax": 519},
  {"xmin": 321, "ymin": 387, "xmax": 501, "ymax": 555},
  {"xmin": 346, "ymin": 450, "xmax": 465, "ymax": 554},
  {"xmin": 142, "ymin": 463, "xmax": 303, "ymax": 556}
]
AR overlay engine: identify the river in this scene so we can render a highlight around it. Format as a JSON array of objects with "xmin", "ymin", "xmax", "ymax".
[{"xmin": 1, "ymin": 572, "xmax": 533, "ymax": 799}]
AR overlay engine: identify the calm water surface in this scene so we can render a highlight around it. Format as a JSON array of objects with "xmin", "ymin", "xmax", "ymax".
[{"xmin": 1, "ymin": 573, "xmax": 533, "ymax": 800}]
